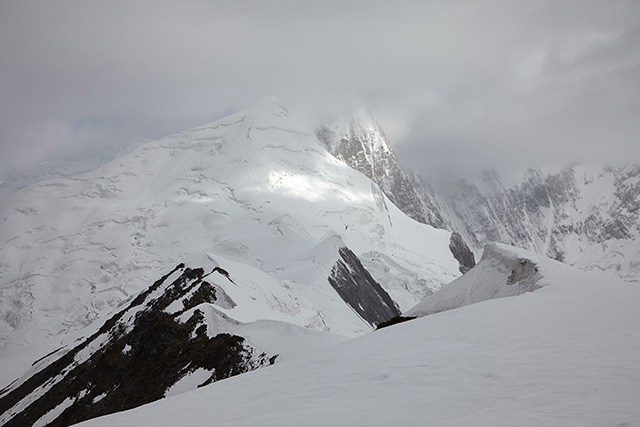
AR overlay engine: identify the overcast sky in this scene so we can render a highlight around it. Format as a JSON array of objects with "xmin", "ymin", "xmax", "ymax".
[{"xmin": 1, "ymin": 0, "xmax": 639, "ymax": 181}]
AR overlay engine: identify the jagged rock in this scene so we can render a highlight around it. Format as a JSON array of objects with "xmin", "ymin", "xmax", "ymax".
[
  {"xmin": 328, "ymin": 247, "xmax": 401, "ymax": 327},
  {"xmin": 317, "ymin": 108, "xmax": 428, "ymax": 225},
  {"xmin": 449, "ymin": 232, "xmax": 476, "ymax": 274},
  {"xmin": 316, "ymin": 108, "xmax": 476, "ymax": 273},
  {"xmin": 0, "ymin": 264, "xmax": 275, "ymax": 427},
  {"xmin": 407, "ymin": 172, "xmax": 451, "ymax": 230}
]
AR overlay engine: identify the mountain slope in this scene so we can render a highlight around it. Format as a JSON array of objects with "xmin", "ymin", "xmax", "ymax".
[
  {"xmin": 316, "ymin": 108, "xmax": 475, "ymax": 273},
  {"xmin": 0, "ymin": 264, "xmax": 273, "ymax": 427},
  {"xmin": 433, "ymin": 165, "xmax": 640, "ymax": 281},
  {"xmin": 316, "ymin": 107, "xmax": 432, "ymax": 226},
  {"xmin": 75, "ymin": 244, "xmax": 640, "ymax": 427},
  {"xmin": 0, "ymin": 98, "xmax": 460, "ymax": 359}
]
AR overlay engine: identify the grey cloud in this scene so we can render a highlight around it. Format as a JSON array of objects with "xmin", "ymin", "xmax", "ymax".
[{"xmin": 1, "ymin": 0, "xmax": 639, "ymax": 179}]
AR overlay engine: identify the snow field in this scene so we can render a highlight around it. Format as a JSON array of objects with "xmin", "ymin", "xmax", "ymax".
[{"xmin": 77, "ymin": 245, "xmax": 640, "ymax": 426}]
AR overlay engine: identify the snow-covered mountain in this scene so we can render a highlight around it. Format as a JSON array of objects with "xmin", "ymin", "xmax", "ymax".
[
  {"xmin": 433, "ymin": 165, "xmax": 640, "ymax": 281},
  {"xmin": 316, "ymin": 107, "xmax": 444, "ymax": 228},
  {"xmin": 2, "ymin": 97, "xmax": 638, "ymax": 425},
  {"xmin": 0, "ymin": 97, "xmax": 460, "ymax": 361},
  {"xmin": 316, "ymin": 108, "xmax": 476, "ymax": 273},
  {"xmin": 314, "ymin": 107, "xmax": 639, "ymax": 283},
  {"xmin": 315, "ymin": 107, "xmax": 639, "ymax": 281},
  {"xmin": 70, "ymin": 243, "xmax": 640, "ymax": 427}
]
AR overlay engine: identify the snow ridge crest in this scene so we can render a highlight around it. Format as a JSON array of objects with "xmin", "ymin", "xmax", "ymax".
[{"xmin": 406, "ymin": 243, "xmax": 544, "ymax": 318}]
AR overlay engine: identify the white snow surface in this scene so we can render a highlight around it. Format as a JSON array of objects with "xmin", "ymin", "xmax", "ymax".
[
  {"xmin": 76, "ymin": 244, "xmax": 640, "ymax": 427},
  {"xmin": 406, "ymin": 242, "xmax": 546, "ymax": 317},
  {"xmin": 0, "ymin": 97, "xmax": 458, "ymax": 371}
]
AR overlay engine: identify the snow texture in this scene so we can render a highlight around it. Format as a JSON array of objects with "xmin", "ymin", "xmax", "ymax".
[
  {"xmin": 406, "ymin": 242, "xmax": 545, "ymax": 317},
  {"xmin": 0, "ymin": 97, "xmax": 459, "ymax": 362},
  {"xmin": 75, "ymin": 244, "xmax": 640, "ymax": 427}
]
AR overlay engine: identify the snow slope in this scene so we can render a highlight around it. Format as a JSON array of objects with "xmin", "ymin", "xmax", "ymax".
[
  {"xmin": 0, "ymin": 97, "xmax": 459, "ymax": 359},
  {"xmin": 405, "ymin": 242, "xmax": 545, "ymax": 317},
  {"xmin": 76, "ymin": 244, "xmax": 640, "ymax": 427}
]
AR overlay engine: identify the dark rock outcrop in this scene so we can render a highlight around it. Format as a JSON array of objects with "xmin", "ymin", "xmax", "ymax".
[
  {"xmin": 328, "ymin": 247, "xmax": 401, "ymax": 327},
  {"xmin": 0, "ymin": 264, "xmax": 275, "ymax": 427},
  {"xmin": 375, "ymin": 316, "xmax": 416, "ymax": 330},
  {"xmin": 449, "ymin": 232, "xmax": 476, "ymax": 273}
]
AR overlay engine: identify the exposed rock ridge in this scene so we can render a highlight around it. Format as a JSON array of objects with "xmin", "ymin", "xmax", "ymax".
[
  {"xmin": 316, "ymin": 110, "xmax": 428, "ymax": 224},
  {"xmin": 316, "ymin": 109, "xmax": 476, "ymax": 274},
  {"xmin": 328, "ymin": 247, "xmax": 401, "ymax": 327},
  {"xmin": 0, "ymin": 264, "xmax": 275, "ymax": 427},
  {"xmin": 449, "ymin": 232, "xmax": 476, "ymax": 273}
]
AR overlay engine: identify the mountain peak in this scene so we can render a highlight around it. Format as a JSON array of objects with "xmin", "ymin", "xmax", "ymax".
[
  {"xmin": 315, "ymin": 107, "xmax": 429, "ymax": 225},
  {"xmin": 318, "ymin": 106, "xmax": 391, "ymax": 156}
]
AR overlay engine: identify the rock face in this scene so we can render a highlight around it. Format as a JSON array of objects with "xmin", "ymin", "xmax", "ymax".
[
  {"xmin": 316, "ymin": 108, "xmax": 475, "ymax": 274},
  {"xmin": 434, "ymin": 165, "xmax": 640, "ymax": 281},
  {"xmin": 328, "ymin": 247, "xmax": 401, "ymax": 327},
  {"xmin": 316, "ymin": 108, "xmax": 429, "ymax": 225},
  {"xmin": 449, "ymin": 232, "xmax": 476, "ymax": 274},
  {"xmin": 0, "ymin": 264, "xmax": 275, "ymax": 427},
  {"xmin": 407, "ymin": 172, "xmax": 451, "ymax": 230}
]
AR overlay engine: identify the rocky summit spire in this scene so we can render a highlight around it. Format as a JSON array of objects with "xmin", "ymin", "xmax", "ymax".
[
  {"xmin": 316, "ymin": 107, "xmax": 476, "ymax": 273},
  {"xmin": 316, "ymin": 107, "xmax": 427, "ymax": 224}
]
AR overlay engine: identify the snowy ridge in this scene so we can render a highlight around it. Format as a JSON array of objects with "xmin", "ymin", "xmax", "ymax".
[
  {"xmin": 0, "ymin": 262, "xmax": 347, "ymax": 426},
  {"xmin": 405, "ymin": 243, "xmax": 547, "ymax": 317},
  {"xmin": 74, "ymin": 244, "xmax": 640, "ymax": 427}
]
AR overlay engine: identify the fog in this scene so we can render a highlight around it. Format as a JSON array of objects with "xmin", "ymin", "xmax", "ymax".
[{"xmin": 1, "ymin": 1, "xmax": 639, "ymax": 180}]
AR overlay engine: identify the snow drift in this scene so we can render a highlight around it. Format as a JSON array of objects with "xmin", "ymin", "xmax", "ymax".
[{"xmin": 406, "ymin": 242, "xmax": 546, "ymax": 317}]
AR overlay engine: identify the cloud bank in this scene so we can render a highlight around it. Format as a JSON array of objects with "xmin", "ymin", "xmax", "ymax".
[{"xmin": 1, "ymin": 0, "xmax": 639, "ymax": 179}]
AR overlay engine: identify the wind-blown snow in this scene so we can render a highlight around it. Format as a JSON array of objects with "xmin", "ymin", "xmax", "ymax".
[{"xmin": 76, "ymin": 244, "xmax": 640, "ymax": 427}]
